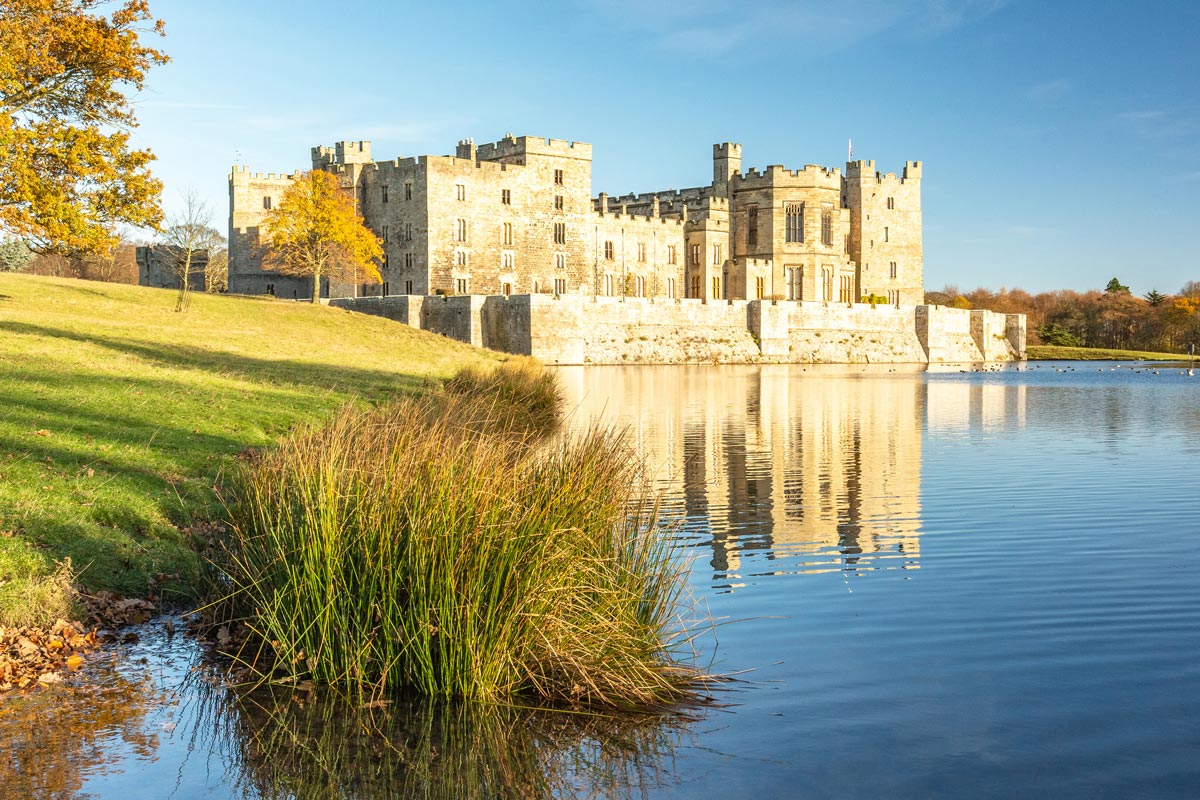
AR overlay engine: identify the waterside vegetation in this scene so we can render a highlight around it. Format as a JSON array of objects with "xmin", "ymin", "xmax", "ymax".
[
  {"xmin": 217, "ymin": 359, "xmax": 705, "ymax": 707},
  {"xmin": 1026, "ymin": 345, "xmax": 1194, "ymax": 362}
]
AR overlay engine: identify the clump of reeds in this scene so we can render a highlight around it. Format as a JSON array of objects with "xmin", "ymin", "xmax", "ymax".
[{"xmin": 218, "ymin": 360, "xmax": 703, "ymax": 708}]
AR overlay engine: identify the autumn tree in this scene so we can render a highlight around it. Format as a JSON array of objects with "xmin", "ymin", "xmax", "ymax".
[
  {"xmin": 0, "ymin": 0, "xmax": 167, "ymax": 254},
  {"xmin": 259, "ymin": 170, "xmax": 382, "ymax": 302}
]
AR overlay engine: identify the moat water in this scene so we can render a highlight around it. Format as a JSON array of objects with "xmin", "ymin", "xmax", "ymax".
[{"xmin": 4, "ymin": 362, "xmax": 1200, "ymax": 799}]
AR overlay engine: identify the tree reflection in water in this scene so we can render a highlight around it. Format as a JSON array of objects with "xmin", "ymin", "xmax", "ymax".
[{"xmin": 0, "ymin": 654, "xmax": 166, "ymax": 799}]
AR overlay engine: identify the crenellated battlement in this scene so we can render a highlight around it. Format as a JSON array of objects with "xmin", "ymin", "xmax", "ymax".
[
  {"xmin": 590, "ymin": 207, "xmax": 685, "ymax": 228},
  {"xmin": 229, "ymin": 165, "xmax": 299, "ymax": 183},
  {"xmin": 312, "ymin": 140, "xmax": 372, "ymax": 169},
  {"xmin": 845, "ymin": 159, "xmax": 921, "ymax": 183},
  {"xmin": 475, "ymin": 134, "xmax": 593, "ymax": 162},
  {"xmin": 735, "ymin": 163, "xmax": 842, "ymax": 189}
]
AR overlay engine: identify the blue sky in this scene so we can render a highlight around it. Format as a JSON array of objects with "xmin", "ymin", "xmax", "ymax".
[{"xmin": 132, "ymin": 0, "xmax": 1200, "ymax": 295}]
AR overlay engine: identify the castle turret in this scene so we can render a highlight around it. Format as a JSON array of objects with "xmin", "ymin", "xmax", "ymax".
[
  {"xmin": 456, "ymin": 138, "xmax": 477, "ymax": 161},
  {"xmin": 311, "ymin": 141, "xmax": 373, "ymax": 170},
  {"xmin": 713, "ymin": 142, "xmax": 742, "ymax": 198}
]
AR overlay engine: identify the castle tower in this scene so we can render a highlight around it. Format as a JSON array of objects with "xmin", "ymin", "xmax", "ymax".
[
  {"xmin": 311, "ymin": 141, "xmax": 373, "ymax": 170},
  {"xmin": 844, "ymin": 159, "xmax": 923, "ymax": 305},
  {"xmin": 713, "ymin": 142, "xmax": 742, "ymax": 198}
]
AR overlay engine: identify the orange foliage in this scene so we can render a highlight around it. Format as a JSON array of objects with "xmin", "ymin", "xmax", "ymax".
[
  {"xmin": 0, "ymin": 0, "xmax": 168, "ymax": 253},
  {"xmin": 260, "ymin": 170, "xmax": 383, "ymax": 302}
]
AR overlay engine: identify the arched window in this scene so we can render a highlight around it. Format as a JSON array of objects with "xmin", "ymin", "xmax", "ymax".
[
  {"xmin": 785, "ymin": 203, "xmax": 803, "ymax": 243},
  {"xmin": 604, "ymin": 240, "xmax": 614, "ymax": 260}
]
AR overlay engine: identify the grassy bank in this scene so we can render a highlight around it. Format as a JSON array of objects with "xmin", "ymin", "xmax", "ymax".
[
  {"xmin": 218, "ymin": 360, "xmax": 702, "ymax": 707},
  {"xmin": 0, "ymin": 274, "xmax": 495, "ymax": 627},
  {"xmin": 1026, "ymin": 345, "xmax": 1193, "ymax": 361}
]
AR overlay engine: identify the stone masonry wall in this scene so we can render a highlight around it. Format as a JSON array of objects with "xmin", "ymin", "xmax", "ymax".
[{"xmin": 336, "ymin": 295, "xmax": 1025, "ymax": 365}]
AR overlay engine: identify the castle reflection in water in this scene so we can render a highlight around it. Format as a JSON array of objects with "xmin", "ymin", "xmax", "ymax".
[{"xmin": 558, "ymin": 365, "xmax": 1027, "ymax": 586}]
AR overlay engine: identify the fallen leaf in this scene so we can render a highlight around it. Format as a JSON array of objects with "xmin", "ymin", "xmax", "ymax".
[
  {"xmin": 66, "ymin": 654, "xmax": 84, "ymax": 669},
  {"xmin": 37, "ymin": 671, "xmax": 61, "ymax": 684}
]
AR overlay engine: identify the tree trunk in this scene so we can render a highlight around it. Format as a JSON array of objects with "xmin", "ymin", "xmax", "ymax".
[{"xmin": 311, "ymin": 271, "xmax": 320, "ymax": 303}]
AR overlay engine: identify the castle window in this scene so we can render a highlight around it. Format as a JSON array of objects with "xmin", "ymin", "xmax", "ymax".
[
  {"xmin": 502, "ymin": 252, "xmax": 514, "ymax": 270},
  {"xmin": 456, "ymin": 277, "xmax": 468, "ymax": 294},
  {"xmin": 405, "ymin": 280, "xmax": 413, "ymax": 294},
  {"xmin": 553, "ymin": 222, "xmax": 566, "ymax": 245},
  {"xmin": 785, "ymin": 203, "xmax": 803, "ymax": 243},
  {"xmin": 821, "ymin": 211, "xmax": 833, "ymax": 247},
  {"xmin": 263, "ymin": 196, "xmax": 272, "ymax": 210},
  {"xmin": 503, "ymin": 222, "xmax": 513, "ymax": 246},
  {"xmin": 604, "ymin": 274, "xmax": 614, "ymax": 296},
  {"xmin": 554, "ymin": 194, "xmax": 564, "ymax": 211},
  {"xmin": 456, "ymin": 184, "xmax": 466, "ymax": 201},
  {"xmin": 822, "ymin": 266, "xmax": 833, "ymax": 301},
  {"xmin": 405, "ymin": 223, "xmax": 413, "ymax": 241},
  {"xmin": 884, "ymin": 226, "xmax": 889, "ymax": 242},
  {"xmin": 839, "ymin": 274, "xmax": 853, "ymax": 303},
  {"xmin": 747, "ymin": 207, "xmax": 758, "ymax": 247},
  {"xmin": 265, "ymin": 282, "xmax": 275, "ymax": 296},
  {"xmin": 889, "ymin": 261, "xmax": 897, "ymax": 279},
  {"xmin": 886, "ymin": 196, "xmax": 895, "ymax": 210},
  {"xmin": 690, "ymin": 243, "xmax": 700, "ymax": 266},
  {"xmin": 711, "ymin": 276, "xmax": 721, "ymax": 300},
  {"xmin": 382, "ymin": 254, "xmax": 389, "ymax": 270},
  {"xmin": 456, "ymin": 218, "xmax": 468, "ymax": 242},
  {"xmin": 604, "ymin": 240, "xmax": 614, "ymax": 260},
  {"xmin": 635, "ymin": 275, "xmax": 645, "ymax": 297},
  {"xmin": 382, "ymin": 185, "xmax": 389, "ymax": 203},
  {"xmin": 755, "ymin": 276, "xmax": 765, "ymax": 300},
  {"xmin": 888, "ymin": 289, "xmax": 899, "ymax": 305},
  {"xmin": 554, "ymin": 277, "xmax": 566, "ymax": 296},
  {"xmin": 503, "ymin": 282, "xmax": 512, "ymax": 296},
  {"xmin": 455, "ymin": 251, "xmax": 469, "ymax": 267},
  {"xmin": 787, "ymin": 267, "xmax": 802, "ymax": 300},
  {"xmin": 554, "ymin": 169, "xmax": 564, "ymax": 185},
  {"xmin": 555, "ymin": 254, "xmax": 565, "ymax": 270},
  {"xmin": 667, "ymin": 245, "xmax": 677, "ymax": 265},
  {"xmin": 712, "ymin": 243, "xmax": 721, "ymax": 266},
  {"xmin": 666, "ymin": 277, "xmax": 676, "ymax": 299},
  {"xmin": 405, "ymin": 182, "xmax": 412, "ymax": 201},
  {"xmin": 405, "ymin": 253, "xmax": 413, "ymax": 268},
  {"xmin": 382, "ymin": 225, "xmax": 389, "ymax": 242},
  {"xmin": 502, "ymin": 189, "xmax": 511, "ymax": 205},
  {"xmin": 690, "ymin": 275, "xmax": 700, "ymax": 298},
  {"xmin": 637, "ymin": 242, "xmax": 646, "ymax": 263},
  {"xmin": 382, "ymin": 281, "xmax": 389, "ymax": 296}
]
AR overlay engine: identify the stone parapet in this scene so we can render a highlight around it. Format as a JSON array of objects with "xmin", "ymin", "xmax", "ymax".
[{"xmin": 336, "ymin": 295, "xmax": 1026, "ymax": 366}]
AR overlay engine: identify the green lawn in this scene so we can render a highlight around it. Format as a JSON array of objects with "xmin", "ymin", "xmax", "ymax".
[
  {"xmin": 1026, "ymin": 345, "xmax": 1194, "ymax": 361},
  {"xmin": 0, "ymin": 274, "xmax": 495, "ymax": 626}
]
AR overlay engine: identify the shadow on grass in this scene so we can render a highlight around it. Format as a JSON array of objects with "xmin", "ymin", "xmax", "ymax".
[
  {"xmin": 0, "ymin": 321, "xmax": 438, "ymax": 401},
  {"xmin": 0, "ymin": 320, "xmax": 457, "ymax": 600}
]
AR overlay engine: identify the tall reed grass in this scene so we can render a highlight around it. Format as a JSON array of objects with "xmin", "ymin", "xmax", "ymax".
[{"xmin": 218, "ymin": 359, "xmax": 703, "ymax": 707}]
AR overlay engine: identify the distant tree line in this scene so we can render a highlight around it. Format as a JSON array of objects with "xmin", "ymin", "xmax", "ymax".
[{"xmin": 927, "ymin": 278, "xmax": 1200, "ymax": 353}]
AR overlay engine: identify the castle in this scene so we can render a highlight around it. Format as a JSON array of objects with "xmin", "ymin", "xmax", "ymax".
[{"xmin": 228, "ymin": 134, "xmax": 922, "ymax": 305}]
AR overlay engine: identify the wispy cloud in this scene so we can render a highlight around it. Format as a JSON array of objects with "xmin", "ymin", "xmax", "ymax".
[
  {"xmin": 1118, "ymin": 110, "xmax": 1167, "ymax": 121},
  {"xmin": 1007, "ymin": 224, "xmax": 1057, "ymax": 237},
  {"xmin": 1024, "ymin": 78, "xmax": 1072, "ymax": 104},
  {"xmin": 138, "ymin": 100, "xmax": 243, "ymax": 111},
  {"xmin": 588, "ymin": 0, "xmax": 1008, "ymax": 58}
]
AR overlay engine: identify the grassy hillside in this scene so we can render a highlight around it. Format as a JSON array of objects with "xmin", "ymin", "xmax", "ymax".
[
  {"xmin": 0, "ymin": 274, "xmax": 496, "ymax": 626},
  {"xmin": 1026, "ymin": 345, "xmax": 1193, "ymax": 361}
]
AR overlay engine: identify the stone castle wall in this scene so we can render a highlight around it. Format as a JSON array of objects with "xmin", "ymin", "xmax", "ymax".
[{"xmin": 332, "ymin": 295, "xmax": 1025, "ymax": 365}]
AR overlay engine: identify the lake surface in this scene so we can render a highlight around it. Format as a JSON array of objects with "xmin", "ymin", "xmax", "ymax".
[{"xmin": 5, "ymin": 362, "xmax": 1199, "ymax": 798}]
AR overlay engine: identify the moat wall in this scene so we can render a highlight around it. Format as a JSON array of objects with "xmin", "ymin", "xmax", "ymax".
[{"xmin": 332, "ymin": 295, "xmax": 1025, "ymax": 365}]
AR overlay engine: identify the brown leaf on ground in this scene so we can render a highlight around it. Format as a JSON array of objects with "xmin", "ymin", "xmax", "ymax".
[{"xmin": 1, "ymin": 619, "xmax": 100, "ymax": 695}]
